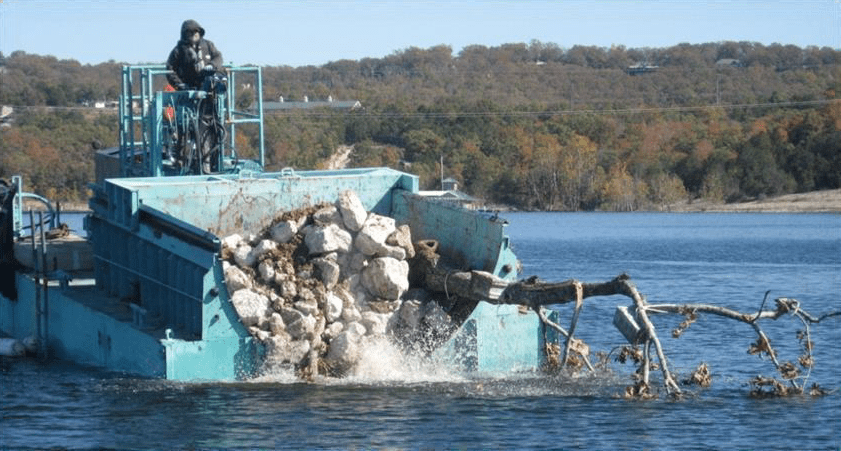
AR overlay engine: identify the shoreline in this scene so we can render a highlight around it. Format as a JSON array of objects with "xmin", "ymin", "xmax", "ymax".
[
  {"xmin": 663, "ymin": 188, "xmax": 841, "ymax": 213},
  {"xmin": 23, "ymin": 189, "xmax": 841, "ymax": 215}
]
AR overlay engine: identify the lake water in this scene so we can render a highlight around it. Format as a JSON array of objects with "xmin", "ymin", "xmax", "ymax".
[{"xmin": 2, "ymin": 212, "xmax": 840, "ymax": 450}]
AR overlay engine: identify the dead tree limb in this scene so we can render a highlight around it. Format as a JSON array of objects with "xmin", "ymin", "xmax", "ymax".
[{"xmin": 414, "ymin": 254, "xmax": 840, "ymax": 396}]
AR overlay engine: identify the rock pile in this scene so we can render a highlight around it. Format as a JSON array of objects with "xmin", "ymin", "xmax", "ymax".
[{"xmin": 221, "ymin": 190, "xmax": 454, "ymax": 379}]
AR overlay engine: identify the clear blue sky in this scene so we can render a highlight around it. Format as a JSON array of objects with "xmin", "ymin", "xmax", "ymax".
[{"xmin": 1, "ymin": 0, "xmax": 839, "ymax": 67}]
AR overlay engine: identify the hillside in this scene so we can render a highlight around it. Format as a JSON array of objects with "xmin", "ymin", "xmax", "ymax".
[{"xmin": 2, "ymin": 41, "xmax": 840, "ymax": 211}]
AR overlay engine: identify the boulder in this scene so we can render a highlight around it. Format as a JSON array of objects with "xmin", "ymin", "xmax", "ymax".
[
  {"xmin": 233, "ymin": 244, "xmax": 256, "ymax": 267},
  {"xmin": 224, "ymin": 264, "xmax": 252, "ymax": 294},
  {"xmin": 250, "ymin": 239, "xmax": 277, "ymax": 261},
  {"xmin": 293, "ymin": 297, "xmax": 319, "ymax": 316},
  {"xmin": 325, "ymin": 330, "xmax": 362, "ymax": 370},
  {"xmin": 265, "ymin": 334, "xmax": 310, "ymax": 365},
  {"xmin": 268, "ymin": 312, "xmax": 285, "ymax": 335},
  {"xmin": 336, "ymin": 190, "xmax": 368, "ymax": 232},
  {"xmin": 325, "ymin": 292, "xmax": 344, "ymax": 323},
  {"xmin": 361, "ymin": 257, "xmax": 409, "ymax": 300},
  {"xmin": 305, "ymin": 224, "xmax": 352, "ymax": 255},
  {"xmin": 230, "ymin": 289, "xmax": 270, "ymax": 327},
  {"xmin": 286, "ymin": 312, "xmax": 317, "ymax": 340},
  {"xmin": 387, "ymin": 225, "xmax": 415, "ymax": 259},
  {"xmin": 269, "ymin": 220, "xmax": 297, "ymax": 244},
  {"xmin": 221, "ymin": 233, "xmax": 243, "ymax": 250},
  {"xmin": 313, "ymin": 205, "xmax": 343, "ymax": 225},
  {"xmin": 355, "ymin": 214, "xmax": 396, "ymax": 256},
  {"xmin": 257, "ymin": 260, "xmax": 275, "ymax": 284},
  {"xmin": 313, "ymin": 256, "xmax": 341, "ymax": 289},
  {"xmin": 277, "ymin": 279, "xmax": 297, "ymax": 299}
]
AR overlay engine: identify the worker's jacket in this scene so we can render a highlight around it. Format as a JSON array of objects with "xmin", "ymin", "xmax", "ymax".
[{"xmin": 166, "ymin": 20, "xmax": 223, "ymax": 89}]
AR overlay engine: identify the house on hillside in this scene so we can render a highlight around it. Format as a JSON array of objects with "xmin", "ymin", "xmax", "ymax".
[
  {"xmin": 716, "ymin": 58, "xmax": 744, "ymax": 68},
  {"xmin": 0, "ymin": 105, "xmax": 13, "ymax": 127}
]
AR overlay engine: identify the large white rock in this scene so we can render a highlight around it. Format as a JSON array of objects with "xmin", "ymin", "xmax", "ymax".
[
  {"xmin": 231, "ymin": 289, "xmax": 270, "ymax": 327},
  {"xmin": 269, "ymin": 312, "xmax": 286, "ymax": 335},
  {"xmin": 387, "ymin": 225, "xmax": 415, "ymax": 259},
  {"xmin": 305, "ymin": 224, "xmax": 352, "ymax": 254},
  {"xmin": 325, "ymin": 292, "xmax": 344, "ymax": 322},
  {"xmin": 221, "ymin": 233, "xmax": 243, "ymax": 250},
  {"xmin": 265, "ymin": 334, "xmax": 310, "ymax": 365},
  {"xmin": 361, "ymin": 257, "xmax": 409, "ymax": 300},
  {"xmin": 269, "ymin": 220, "xmax": 297, "ymax": 243},
  {"xmin": 224, "ymin": 264, "xmax": 252, "ymax": 294},
  {"xmin": 325, "ymin": 330, "xmax": 362, "ymax": 370},
  {"xmin": 233, "ymin": 244, "xmax": 256, "ymax": 267},
  {"xmin": 250, "ymin": 239, "xmax": 277, "ymax": 261},
  {"xmin": 336, "ymin": 190, "xmax": 368, "ymax": 232},
  {"xmin": 294, "ymin": 299, "xmax": 319, "ymax": 317},
  {"xmin": 313, "ymin": 205, "xmax": 343, "ymax": 225},
  {"xmin": 355, "ymin": 214, "xmax": 396, "ymax": 256},
  {"xmin": 257, "ymin": 260, "xmax": 275, "ymax": 284},
  {"xmin": 313, "ymin": 256, "xmax": 341, "ymax": 289},
  {"xmin": 286, "ymin": 312, "xmax": 317, "ymax": 340}
]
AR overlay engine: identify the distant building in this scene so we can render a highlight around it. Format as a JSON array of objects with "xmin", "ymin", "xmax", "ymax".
[
  {"xmin": 716, "ymin": 58, "xmax": 743, "ymax": 68},
  {"xmin": 418, "ymin": 188, "xmax": 484, "ymax": 210},
  {"xmin": 442, "ymin": 177, "xmax": 459, "ymax": 191},
  {"xmin": 0, "ymin": 105, "xmax": 13, "ymax": 127},
  {"xmin": 626, "ymin": 62, "xmax": 659, "ymax": 75}
]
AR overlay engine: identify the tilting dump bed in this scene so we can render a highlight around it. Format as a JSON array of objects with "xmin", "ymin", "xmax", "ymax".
[{"xmin": 83, "ymin": 167, "xmax": 548, "ymax": 379}]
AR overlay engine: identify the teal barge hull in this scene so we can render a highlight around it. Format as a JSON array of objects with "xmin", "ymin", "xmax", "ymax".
[{"xmin": 2, "ymin": 168, "xmax": 554, "ymax": 380}]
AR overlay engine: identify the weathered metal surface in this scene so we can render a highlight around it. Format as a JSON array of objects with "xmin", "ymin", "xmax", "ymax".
[
  {"xmin": 391, "ymin": 192, "xmax": 519, "ymax": 280},
  {"xmin": 93, "ymin": 168, "xmax": 417, "ymax": 238}
]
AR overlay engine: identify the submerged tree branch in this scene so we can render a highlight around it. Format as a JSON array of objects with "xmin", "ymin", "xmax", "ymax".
[{"xmin": 414, "ymin": 250, "xmax": 840, "ymax": 397}]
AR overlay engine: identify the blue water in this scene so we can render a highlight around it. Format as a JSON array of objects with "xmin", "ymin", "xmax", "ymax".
[{"xmin": 2, "ymin": 213, "xmax": 840, "ymax": 450}]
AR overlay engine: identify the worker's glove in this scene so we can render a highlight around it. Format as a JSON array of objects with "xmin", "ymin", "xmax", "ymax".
[{"xmin": 175, "ymin": 83, "xmax": 187, "ymax": 91}]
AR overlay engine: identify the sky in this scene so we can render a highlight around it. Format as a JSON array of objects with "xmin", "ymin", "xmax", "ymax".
[{"xmin": 1, "ymin": 0, "xmax": 839, "ymax": 67}]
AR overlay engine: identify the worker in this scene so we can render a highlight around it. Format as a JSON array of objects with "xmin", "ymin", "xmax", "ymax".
[{"xmin": 166, "ymin": 19, "xmax": 223, "ymax": 90}]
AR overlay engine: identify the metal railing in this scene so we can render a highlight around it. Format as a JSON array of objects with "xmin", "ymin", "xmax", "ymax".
[{"xmin": 119, "ymin": 64, "xmax": 265, "ymax": 178}]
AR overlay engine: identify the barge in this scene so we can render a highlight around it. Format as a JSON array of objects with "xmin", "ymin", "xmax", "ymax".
[{"xmin": 0, "ymin": 65, "xmax": 557, "ymax": 380}]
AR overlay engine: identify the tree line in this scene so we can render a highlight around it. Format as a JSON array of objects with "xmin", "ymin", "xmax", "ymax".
[{"xmin": 1, "ymin": 40, "xmax": 840, "ymax": 210}]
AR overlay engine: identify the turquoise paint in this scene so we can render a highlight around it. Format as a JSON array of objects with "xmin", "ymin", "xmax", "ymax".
[
  {"xmin": 0, "ymin": 274, "xmax": 166, "ymax": 377},
  {"xmin": 162, "ymin": 335, "xmax": 261, "ymax": 381},
  {"xmin": 392, "ymin": 192, "xmax": 518, "ymax": 280},
  {"xmin": 436, "ymin": 303, "xmax": 552, "ymax": 373}
]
